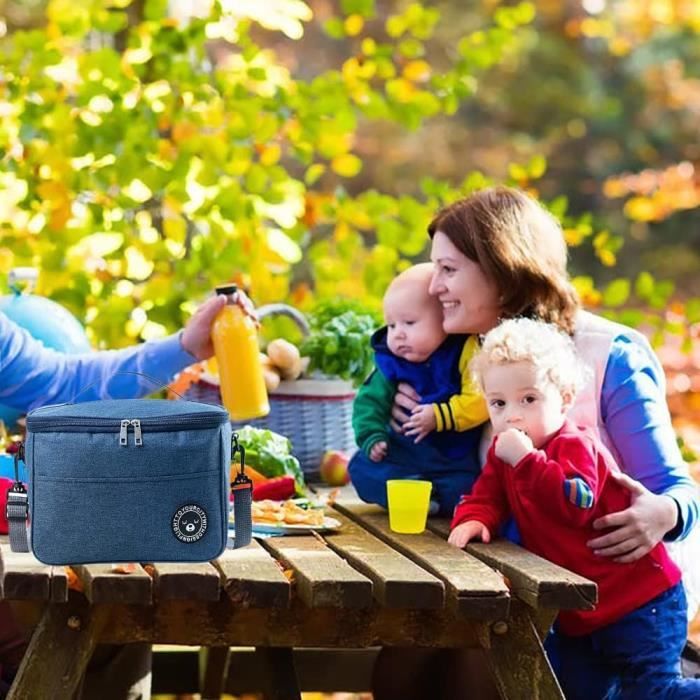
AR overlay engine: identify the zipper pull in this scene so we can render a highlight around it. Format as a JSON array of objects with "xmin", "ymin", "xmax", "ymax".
[
  {"xmin": 120, "ymin": 420, "xmax": 129, "ymax": 446},
  {"xmin": 131, "ymin": 419, "xmax": 143, "ymax": 446}
]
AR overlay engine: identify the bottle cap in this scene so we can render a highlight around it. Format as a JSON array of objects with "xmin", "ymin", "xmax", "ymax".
[{"xmin": 215, "ymin": 284, "xmax": 238, "ymax": 295}]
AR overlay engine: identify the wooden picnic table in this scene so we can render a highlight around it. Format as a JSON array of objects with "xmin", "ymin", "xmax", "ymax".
[{"xmin": 0, "ymin": 489, "xmax": 597, "ymax": 700}]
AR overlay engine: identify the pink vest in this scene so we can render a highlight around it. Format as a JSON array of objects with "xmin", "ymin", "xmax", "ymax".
[{"xmin": 573, "ymin": 311, "xmax": 699, "ymax": 619}]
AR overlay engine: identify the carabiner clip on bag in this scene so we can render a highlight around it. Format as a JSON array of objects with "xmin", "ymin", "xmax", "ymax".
[{"xmin": 230, "ymin": 433, "xmax": 253, "ymax": 548}]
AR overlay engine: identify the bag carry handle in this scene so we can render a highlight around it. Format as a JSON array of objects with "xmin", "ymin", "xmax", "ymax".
[
  {"xmin": 71, "ymin": 370, "xmax": 186, "ymax": 403},
  {"xmin": 230, "ymin": 433, "xmax": 253, "ymax": 549},
  {"xmin": 6, "ymin": 446, "xmax": 29, "ymax": 553}
]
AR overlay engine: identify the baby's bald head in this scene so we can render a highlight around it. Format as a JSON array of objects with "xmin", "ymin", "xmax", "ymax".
[
  {"xmin": 385, "ymin": 263, "xmax": 435, "ymax": 300},
  {"xmin": 383, "ymin": 263, "xmax": 447, "ymax": 362}
]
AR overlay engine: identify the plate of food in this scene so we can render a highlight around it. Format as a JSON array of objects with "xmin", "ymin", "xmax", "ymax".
[{"xmin": 231, "ymin": 498, "xmax": 342, "ymax": 535}]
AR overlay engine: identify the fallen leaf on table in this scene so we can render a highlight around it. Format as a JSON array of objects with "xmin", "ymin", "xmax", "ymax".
[
  {"xmin": 111, "ymin": 563, "xmax": 138, "ymax": 574},
  {"xmin": 65, "ymin": 567, "xmax": 84, "ymax": 592}
]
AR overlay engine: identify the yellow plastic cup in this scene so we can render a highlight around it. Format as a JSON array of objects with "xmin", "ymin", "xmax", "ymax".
[{"xmin": 386, "ymin": 479, "xmax": 432, "ymax": 534}]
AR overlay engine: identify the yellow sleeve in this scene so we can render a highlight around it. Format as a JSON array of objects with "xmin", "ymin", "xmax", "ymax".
[{"xmin": 432, "ymin": 335, "xmax": 488, "ymax": 432}]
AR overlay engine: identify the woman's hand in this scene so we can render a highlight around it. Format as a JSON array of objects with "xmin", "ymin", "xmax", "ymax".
[
  {"xmin": 587, "ymin": 471, "xmax": 679, "ymax": 563},
  {"xmin": 404, "ymin": 404, "xmax": 436, "ymax": 443},
  {"xmin": 389, "ymin": 382, "xmax": 421, "ymax": 433}
]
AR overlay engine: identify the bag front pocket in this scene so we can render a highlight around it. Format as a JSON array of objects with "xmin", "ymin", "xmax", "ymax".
[{"xmin": 30, "ymin": 469, "xmax": 227, "ymax": 565}]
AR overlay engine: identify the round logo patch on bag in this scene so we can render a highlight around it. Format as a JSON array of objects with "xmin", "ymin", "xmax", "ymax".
[{"xmin": 172, "ymin": 504, "xmax": 208, "ymax": 543}]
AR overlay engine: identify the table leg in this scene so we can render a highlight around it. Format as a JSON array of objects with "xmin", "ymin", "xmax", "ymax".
[
  {"xmin": 532, "ymin": 608, "xmax": 558, "ymax": 640},
  {"xmin": 480, "ymin": 601, "xmax": 564, "ymax": 700},
  {"xmin": 255, "ymin": 647, "xmax": 301, "ymax": 700},
  {"xmin": 199, "ymin": 645, "xmax": 230, "ymax": 699},
  {"xmin": 7, "ymin": 594, "xmax": 108, "ymax": 700}
]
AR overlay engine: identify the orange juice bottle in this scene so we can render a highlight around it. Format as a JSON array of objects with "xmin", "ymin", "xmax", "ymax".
[{"xmin": 211, "ymin": 285, "xmax": 270, "ymax": 420}]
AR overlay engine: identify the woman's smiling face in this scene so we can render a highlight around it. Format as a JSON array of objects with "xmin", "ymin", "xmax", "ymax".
[{"xmin": 428, "ymin": 230, "xmax": 502, "ymax": 335}]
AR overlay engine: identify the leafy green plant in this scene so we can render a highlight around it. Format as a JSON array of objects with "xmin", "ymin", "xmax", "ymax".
[
  {"xmin": 235, "ymin": 425, "xmax": 305, "ymax": 494},
  {"xmin": 300, "ymin": 299, "xmax": 381, "ymax": 386}
]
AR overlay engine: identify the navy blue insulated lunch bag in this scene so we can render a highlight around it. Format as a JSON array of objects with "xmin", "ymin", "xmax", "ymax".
[{"xmin": 6, "ymin": 398, "xmax": 252, "ymax": 564}]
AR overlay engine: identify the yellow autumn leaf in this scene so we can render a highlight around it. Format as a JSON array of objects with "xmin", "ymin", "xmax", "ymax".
[
  {"xmin": 331, "ymin": 153, "xmax": 362, "ymax": 177},
  {"xmin": 403, "ymin": 60, "xmax": 431, "ymax": 83},
  {"xmin": 37, "ymin": 180, "xmax": 70, "ymax": 204},
  {"xmin": 624, "ymin": 196, "xmax": 658, "ymax": 222},
  {"xmin": 49, "ymin": 203, "xmax": 72, "ymax": 231},
  {"xmin": 344, "ymin": 14, "xmax": 364, "ymax": 36},
  {"xmin": 603, "ymin": 178, "xmax": 627, "ymax": 199},
  {"xmin": 386, "ymin": 78, "xmax": 416, "ymax": 103},
  {"xmin": 361, "ymin": 38, "xmax": 376, "ymax": 55},
  {"xmin": 563, "ymin": 228, "xmax": 584, "ymax": 246},
  {"xmin": 172, "ymin": 121, "xmax": 198, "ymax": 144},
  {"xmin": 597, "ymin": 249, "xmax": 617, "ymax": 267},
  {"xmin": 163, "ymin": 215, "xmax": 186, "ymax": 242},
  {"xmin": 318, "ymin": 130, "xmax": 352, "ymax": 159},
  {"xmin": 580, "ymin": 289, "xmax": 603, "ymax": 308},
  {"xmin": 259, "ymin": 143, "xmax": 281, "ymax": 166}
]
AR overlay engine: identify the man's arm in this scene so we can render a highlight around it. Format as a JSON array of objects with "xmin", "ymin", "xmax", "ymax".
[
  {"xmin": 0, "ymin": 311, "xmax": 196, "ymax": 411},
  {"xmin": 433, "ymin": 336, "xmax": 488, "ymax": 432},
  {"xmin": 352, "ymin": 369, "xmax": 395, "ymax": 456}
]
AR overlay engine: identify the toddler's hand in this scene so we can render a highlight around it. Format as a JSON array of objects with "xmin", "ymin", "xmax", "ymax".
[
  {"xmin": 495, "ymin": 428, "xmax": 534, "ymax": 465},
  {"xmin": 403, "ymin": 404, "xmax": 437, "ymax": 443},
  {"xmin": 448, "ymin": 521, "xmax": 491, "ymax": 549},
  {"xmin": 369, "ymin": 441, "xmax": 388, "ymax": 462}
]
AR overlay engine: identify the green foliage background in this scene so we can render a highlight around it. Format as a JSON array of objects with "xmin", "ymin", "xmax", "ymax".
[{"xmin": 0, "ymin": 0, "xmax": 698, "ymax": 352}]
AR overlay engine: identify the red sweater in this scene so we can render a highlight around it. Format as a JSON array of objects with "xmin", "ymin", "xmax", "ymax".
[{"xmin": 451, "ymin": 419, "xmax": 681, "ymax": 636}]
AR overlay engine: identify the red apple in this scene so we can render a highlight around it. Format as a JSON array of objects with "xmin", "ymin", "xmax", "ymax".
[{"xmin": 319, "ymin": 449, "xmax": 351, "ymax": 486}]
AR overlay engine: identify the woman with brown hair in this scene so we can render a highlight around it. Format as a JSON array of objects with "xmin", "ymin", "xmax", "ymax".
[{"xmin": 372, "ymin": 186, "xmax": 700, "ymax": 699}]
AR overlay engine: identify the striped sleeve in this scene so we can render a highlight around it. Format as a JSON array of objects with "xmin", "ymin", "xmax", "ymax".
[{"xmin": 433, "ymin": 336, "xmax": 488, "ymax": 432}]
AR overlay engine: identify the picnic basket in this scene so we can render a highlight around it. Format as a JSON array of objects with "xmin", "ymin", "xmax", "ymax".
[{"xmin": 180, "ymin": 304, "xmax": 357, "ymax": 477}]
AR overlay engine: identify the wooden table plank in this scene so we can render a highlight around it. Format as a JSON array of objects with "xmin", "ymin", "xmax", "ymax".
[
  {"xmin": 72, "ymin": 564, "xmax": 152, "ymax": 604},
  {"xmin": 334, "ymin": 502, "xmax": 509, "ymax": 619},
  {"xmin": 94, "ymin": 599, "xmax": 487, "ymax": 649},
  {"xmin": 0, "ymin": 540, "xmax": 51, "ymax": 601},
  {"xmin": 214, "ymin": 540, "xmax": 291, "ymax": 608},
  {"xmin": 428, "ymin": 519, "xmax": 597, "ymax": 611},
  {"xmin": 148, "ymin": 562, "xmax": 221, "ymax": 602},
  {"xmin": 260, "ymin": 535, "xmax": 373, "ymax": 609},
  {"xmin": 322, "ymin": 510, "xmax": 444, "ymax": 609}
]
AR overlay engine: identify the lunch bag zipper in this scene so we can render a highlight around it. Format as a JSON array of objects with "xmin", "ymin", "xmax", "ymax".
[
  {"xmin": 120, "ymin": 419, "xmax": 143, "ymax": 446},
  {"xmin": 27, "ymin": 413, "xmax": 225, "ymax": 447}
]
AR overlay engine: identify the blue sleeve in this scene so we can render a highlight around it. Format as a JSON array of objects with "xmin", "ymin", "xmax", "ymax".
[
  {"xmin": 601, "ymin": 335, "xmax": 700, "ymax": 540},
  {"xmin": 0, "ymin": 311, "xmax": 197, "ymax": 411}
]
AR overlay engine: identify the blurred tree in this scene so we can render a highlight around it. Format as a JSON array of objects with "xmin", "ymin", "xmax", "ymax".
[
  {"xmin": 0, "ymin": 0, "xmax": 538, "ymax": 348},
  {"xmin": 0, "ymin": 0, "xmax": 697, "ymax": 356}
]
